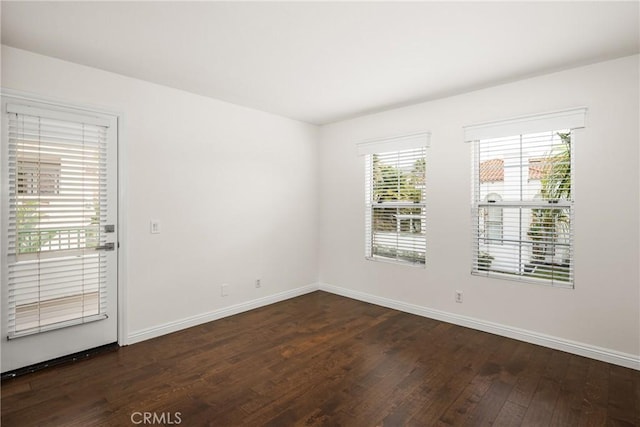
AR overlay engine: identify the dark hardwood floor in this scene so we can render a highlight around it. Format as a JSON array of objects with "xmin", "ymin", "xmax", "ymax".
[{"xmin": 2, "ymin": 291, "xmax": 639, "ymax": 426}]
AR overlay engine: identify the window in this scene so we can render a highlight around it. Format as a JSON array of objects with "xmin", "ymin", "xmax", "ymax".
[
  {"xmin": 6, "ymin": 103, "xmax": 111, "ymax": 337},
  {"xmin": 465, "ymin": 108, "xmax": 586, "ymax": 287},
  {"xmin": 358, "ymin": 132, "xmax": 430, "ymax": 265}
]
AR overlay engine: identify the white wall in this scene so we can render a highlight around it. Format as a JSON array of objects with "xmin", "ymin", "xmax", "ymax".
[
  {"xmin": 2, "ymin": 45, "xmax": 638, "ymax": 368},
  {"xmin": 318, "ymin": 55, "xmax": 640, "ymax": 363},
  {"xmin": 1, "ymin": 46, "xmax": 319, "ymax": 341}
]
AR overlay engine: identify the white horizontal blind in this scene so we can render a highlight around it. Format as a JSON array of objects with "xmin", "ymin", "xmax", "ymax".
[
  {"xmin": 471, "ymin": 129, "xmax": 574, "ymax": 287},
  {"xmin": 365, "ymin": 147, "xmax": 427, "ymax": 265},
  {"xmin": 7, "ymin": 107, "xmax": 109, "ymax": 338}
]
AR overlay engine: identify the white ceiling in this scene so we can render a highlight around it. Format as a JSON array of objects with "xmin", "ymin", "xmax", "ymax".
[{"xmin": 1, "ymin": 1, "xmax": 638, "ymax": 125}]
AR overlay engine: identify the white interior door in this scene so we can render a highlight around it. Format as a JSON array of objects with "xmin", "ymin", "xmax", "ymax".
[{"xmin": 1, "ymin": 95, "xmax": 118, "ymax": 373}]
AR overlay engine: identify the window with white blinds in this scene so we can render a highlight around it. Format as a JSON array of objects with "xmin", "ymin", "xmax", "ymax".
[
  {"xmin": 6, "ymin": 104, "xmax": 110, "ymax": 338},
  {"xmin": 465, "ymin": 108, "xmax": 586, "ymax": 287},
  {"xmin": 358, "ymin": 132, "xmax": 429, "ymax": 266}
]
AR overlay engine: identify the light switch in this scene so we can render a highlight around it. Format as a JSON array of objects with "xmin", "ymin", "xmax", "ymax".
[{"xmin": 150, "ymin": 219, "xmax": 161, "ymax": 234}]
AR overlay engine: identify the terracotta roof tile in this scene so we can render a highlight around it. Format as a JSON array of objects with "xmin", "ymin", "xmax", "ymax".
[
  {"xmin": 528, "ymin": 158, "xmax": 547, "ymax": 180},
  {"xmin": 479, "ymin": 159, "xmax": 503, "ymax": 183}
]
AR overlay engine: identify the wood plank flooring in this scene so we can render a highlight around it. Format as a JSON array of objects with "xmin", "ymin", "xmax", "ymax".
[{"xmin": 2, "ymin": 291, "xmax": 639, "ymax": 426}]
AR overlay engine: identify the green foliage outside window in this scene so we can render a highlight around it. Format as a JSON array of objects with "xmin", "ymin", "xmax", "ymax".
[
  {"xmin": 527, "ymin": 132, "xmax": 572, "ymax": 280},
  {"xmin": 371, "ymin": 155, "xmax": 425, "ymax": 233}
]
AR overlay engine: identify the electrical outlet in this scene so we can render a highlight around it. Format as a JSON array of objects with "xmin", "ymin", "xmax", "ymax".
[
  {"xmin": 221, "ymin": 284, "xmax": 229, "ymax": 297},
  {"xmin": 455, "ymin": 290, "xmax": 463, "ymax": 303},
  {"xmin": 255, "ymin": 279, "xmax": 261, "ymax": 288}
]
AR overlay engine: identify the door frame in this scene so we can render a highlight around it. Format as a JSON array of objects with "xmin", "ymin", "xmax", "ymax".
[{"xmin": 0, "ymin": 88, "xmax": 128, "ymax": 354}]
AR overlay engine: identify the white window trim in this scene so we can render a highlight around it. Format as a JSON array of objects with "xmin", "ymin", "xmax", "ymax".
[
  {"xmin": 357, "ymin": 131, "xmax": 431, "ymax": 155},
  {"xmin": 464, "ymin": 107, "xmax": 587, "ymax": 141}
]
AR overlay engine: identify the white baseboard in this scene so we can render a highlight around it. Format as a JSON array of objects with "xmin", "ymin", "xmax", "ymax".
[
  {"xmin": 319, "ymin": 283, "xmax": 640, "ymax": 371},
  {"xmin": 127, "ymin": 283, "xmax": 319, "ymax": 345}
]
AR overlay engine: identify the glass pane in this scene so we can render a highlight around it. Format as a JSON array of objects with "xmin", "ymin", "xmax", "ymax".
[
  {"xmin": 372, "ymin": 149, "xmax": 425, "ymax": 203},
  {"xmin": 371, "ymin": 206, "xmax": 425, "ymax": 264},
  {"xmin": 8, "ymin": 111, "xmax": 109, "ymax": 336},
  {"xmin": 477, "ymin": 131, "xmax": 571, "ymax": 203},
  {"xmin": 477, "ymin": 206, "xmax": 571, "ymax": 283}
]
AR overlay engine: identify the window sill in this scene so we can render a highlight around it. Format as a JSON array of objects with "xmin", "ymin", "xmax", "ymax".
[
  {"xmin": 366, "ymin": 256, "xmax": 426, "ymax": 268},
  {"xmin": 472, "ymin": 269, "xmax": 573, "ymax": 289}
]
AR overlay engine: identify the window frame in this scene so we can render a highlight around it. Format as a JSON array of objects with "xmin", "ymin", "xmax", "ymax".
[
  {"xmin": 358, "ymin": 132, "xmax": 430, "ymax": 267},
  {"xmin": 465, "ymin": 108, "xmax": 586, "ymax": 288}
]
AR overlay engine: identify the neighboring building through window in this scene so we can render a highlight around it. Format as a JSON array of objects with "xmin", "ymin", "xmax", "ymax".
[
  {"xmin": 483, "ymin": 193, "xmax": 503, "ymax": 244},
  {"xmin": 465, "ymin": 108, "xmax": 586, "ymax": 287},
  {"xmin": 17, "ymin": 156, "xmax": 61, "ymax": 195},
  {"xmin": 358, "ymin": 132, "xmax": 430, "ymax": 265}
]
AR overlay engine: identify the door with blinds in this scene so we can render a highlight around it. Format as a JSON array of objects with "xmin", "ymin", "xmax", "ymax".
[{"xmin": 1, "ymin": 96, "xmax": 118, "ymax": 373}]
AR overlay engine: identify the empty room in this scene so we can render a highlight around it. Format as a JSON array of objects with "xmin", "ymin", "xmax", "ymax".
[{"xmin": 1, "ymin": 1, "xmax": 639, "ymax": 426}]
